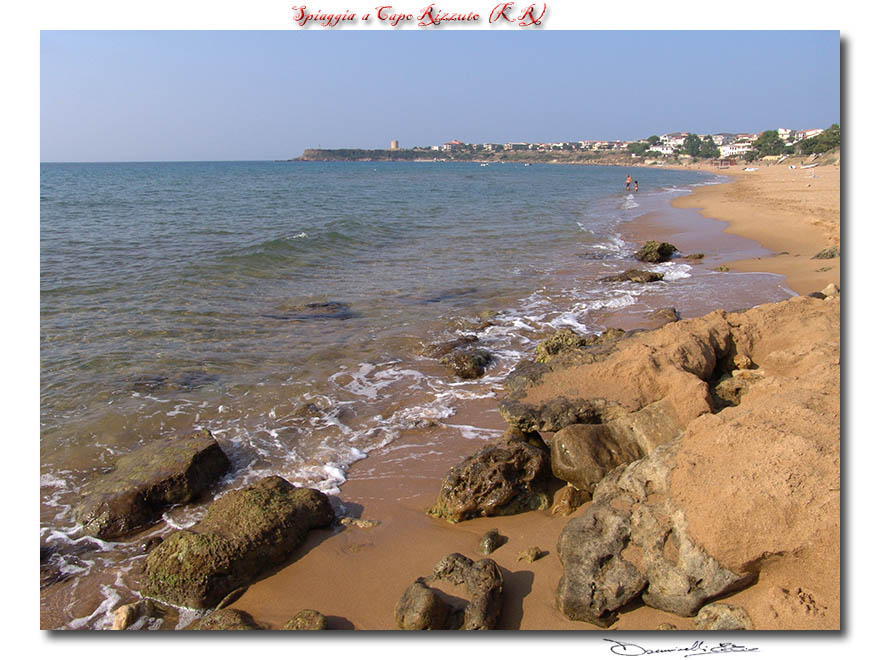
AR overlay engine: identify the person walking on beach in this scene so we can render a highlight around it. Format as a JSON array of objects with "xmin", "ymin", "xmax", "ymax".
[{"xmin": 625, "ymin": 173, "xmax": 632, "ymax": 191}]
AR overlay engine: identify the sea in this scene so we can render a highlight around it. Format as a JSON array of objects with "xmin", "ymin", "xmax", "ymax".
[{"xmin": 39, "ymin": 160, "xmax": 793, "ymax": 629}]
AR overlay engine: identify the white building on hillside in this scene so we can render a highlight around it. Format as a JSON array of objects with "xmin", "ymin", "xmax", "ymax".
[{"xmin": 719, "ymin": 142, "xmax": 755, "ymax": 158}]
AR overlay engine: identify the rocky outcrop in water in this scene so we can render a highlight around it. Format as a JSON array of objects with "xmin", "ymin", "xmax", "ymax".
[
  {"xmin": 424, "ymin": 334, "xmax": 493, "ymax": 379},
  {"xmin": 73, "ymin": 430, "xmax": 230, "ymax": 540},
  {"xmin": 141, "ymin": 476, "xmax": 333, "ymax": 609},
  {"xmin": 262, "ymin": 301, "xmax": 355, "ymax": 321},
  {"xmin": 427, "ymin": 435, "xmax": 553, "ymax": 523},
  {"xmin": 600, "ymin": 269, "xmax": 665, "ymax": 283},
  {"xmin": 441, "ymin": 347, "xmax": 493, "ymax": 379},
  {"xmin": 396, "ymin": 553, "xmax": 504, "ymax": 630},
  {"xmin": 635, "ymin": 240, "xmax": 678, "ymax": 263}
]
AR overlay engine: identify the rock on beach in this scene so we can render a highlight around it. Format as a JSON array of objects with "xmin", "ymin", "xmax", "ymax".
[
  {"xmin": 141, "ymin": 476, "xmax": 333, "ymax": 609},
  {"xmin": 73, "ymin": 429, "xmax": 230, "ymax": 540}
]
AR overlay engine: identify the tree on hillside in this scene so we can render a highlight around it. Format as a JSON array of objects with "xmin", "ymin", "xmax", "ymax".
[
  {"xmin": 628, "ymin": 142, "xmax": 650, "ymax": 156},
  {"xmin": 682, "ymin": 133, "xmax": 702, "ymax": 157},
  {"xmin": 699, "ymin": 136, "xmax": 720, "ymax": 159},
  {"xmin": 646, "ymin": 135, "xmax": 661, "ymax": 146},
  {"xmin": 753, "ymin": 130, "xmax": 786, "ymax": 157},
  {"xmin": 798, "ymin": 123, "xmax": 840, "ymax": 154}
]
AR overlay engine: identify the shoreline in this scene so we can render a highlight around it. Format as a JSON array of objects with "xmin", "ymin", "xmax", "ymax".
[
  {"xmin": 226, "ymin": 167, "xmax": 839, "ymax": 630},
  {"xmin": 667, "ymin": 162, "xmax": 840, "ymax": 296}
]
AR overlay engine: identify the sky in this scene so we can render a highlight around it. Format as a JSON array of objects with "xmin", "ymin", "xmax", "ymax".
[{"xmin": 39, "ymin": 30, "xmax": 841, "ymax": 162}]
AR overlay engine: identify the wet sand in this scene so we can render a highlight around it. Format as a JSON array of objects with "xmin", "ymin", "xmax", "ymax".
[
  {"xmin": 670, "ymin": 160, "xmax": 841, "ymax": 295},
  {"xmin": 229, "ymin": 159, "xmax": 840, "ymax": 631}
]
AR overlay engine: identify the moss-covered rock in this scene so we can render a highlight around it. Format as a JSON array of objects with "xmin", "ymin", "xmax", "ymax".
[
  {"xmin": 635, "ymin": 241, "xmax": 677, "ymax": 263},
  {"xmin": 535, "ymin": 328, "xmax": 589, "ymax": 363},
  {"xmin": 73, "ymin": 430, "xmax": 230, "ymax": 540},
  {"xmin": 141, "ymin": 476, "xmax": 333, "ymax": 609},
  {"xmin": 600, "ymin": 269, "xmax": 665, "ymax": 283},
  {"xmin": 440, "ymin": 347, "xmax": 493, "ymax": 379}
]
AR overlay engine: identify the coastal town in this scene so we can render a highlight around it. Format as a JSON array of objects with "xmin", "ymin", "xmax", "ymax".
[
  {"xmin": 423, "ymin": 127, "xmax": 828, "ymax": 157},
  {"xmin": 295, "ymin": 124, "xmax": 838, "ymax": 163}
]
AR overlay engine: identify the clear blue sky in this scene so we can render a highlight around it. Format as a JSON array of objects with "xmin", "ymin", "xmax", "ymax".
[{"xmin": 40, "ymin": 30, "xmax": 840, "ymax": 162}]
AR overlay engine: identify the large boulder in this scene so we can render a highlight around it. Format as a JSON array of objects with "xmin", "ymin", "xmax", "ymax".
[
  {"xmin": 396, "ymin": 553, "xmax": 504, "ymax": 630},
  {"xmin": 549, "ymin": 423, "xmax": 644, "ymax": 494},
  {"xmin": 141, "ymin": 476, "xmax": 333, "ymax": 609},
  {"xmin": 73, "ymin": 430, "xmax": 230, "ymax": 540},
  {"xmin": 556, "ymin": 443, "xmax": 755, "ymax": 627},
  {"xmin": 428, "ymin": 438, "xmax": 552, "ymax": 523}
]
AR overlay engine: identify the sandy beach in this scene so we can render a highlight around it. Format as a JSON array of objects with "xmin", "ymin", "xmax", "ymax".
[
  {"xmin": 215, "ymin": 158, "xmax": 841, "ymax": 632},
  {"xmin": 671, "ymin": 158, "xmax": 840, "ymax": 295}
]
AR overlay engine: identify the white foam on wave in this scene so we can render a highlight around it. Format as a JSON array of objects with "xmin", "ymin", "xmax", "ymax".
[
  {"xmin": 620, "ymin": 194, "xmax": 640, "ymax": 210},
  {"xmin": 652, "ymin": 262, "xmax": 693, "ymax": 281},
  {"xmin": 445, "ymin": 424, "xmax": 502, "ymax": 442},
  {"xmin": 589, "ymin": 234, "xmax": 627, "ymax": 256},
  {"xmin": 548, "ymin": 311, "xmax": 592, "ymax": 334},
  {"xmin": 578, "ymin": 292, "xmax": 638, "ymax": 311}
]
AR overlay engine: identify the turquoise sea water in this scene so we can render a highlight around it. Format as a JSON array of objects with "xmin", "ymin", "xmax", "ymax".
[{"xmin": 40, "ymin": 160, "xmax": 791, "ymax": 628}]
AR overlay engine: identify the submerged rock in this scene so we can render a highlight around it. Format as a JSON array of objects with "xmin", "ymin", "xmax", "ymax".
[
  {"xmin": 131, "ymin": 371, "xmax": 219, "ymax": 394},
  {"xmin": 423, "ymin": 335, "xmax": 479, "ymax": 359},
  {"xmin": 635, "ymin": 241, "xmax": 677, "ymax": 263},
  {"xmin": 396, "ymin": 553, "xmax": 504, "ymax": 630},
  {"xmin": 141, "ymin": 476, "xmax": 333, "ymax": 609},
  {"xmin": 600, "ymin": 269, "xmax": 665, "ymax": 283},
  {"xmin": 263, "ymin": 301, "xmax": 355, "ymax": 321},
  {"xmin": 440, "ymin": 347, "xmax": 493, "ymax": 379},
  {"xmin": 73, "ymin": 430, "xmax": 230, "ymax": 540},
  {"xmin": 428, "ymin": 438, "xmax": 552, "ymax": 523}
]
